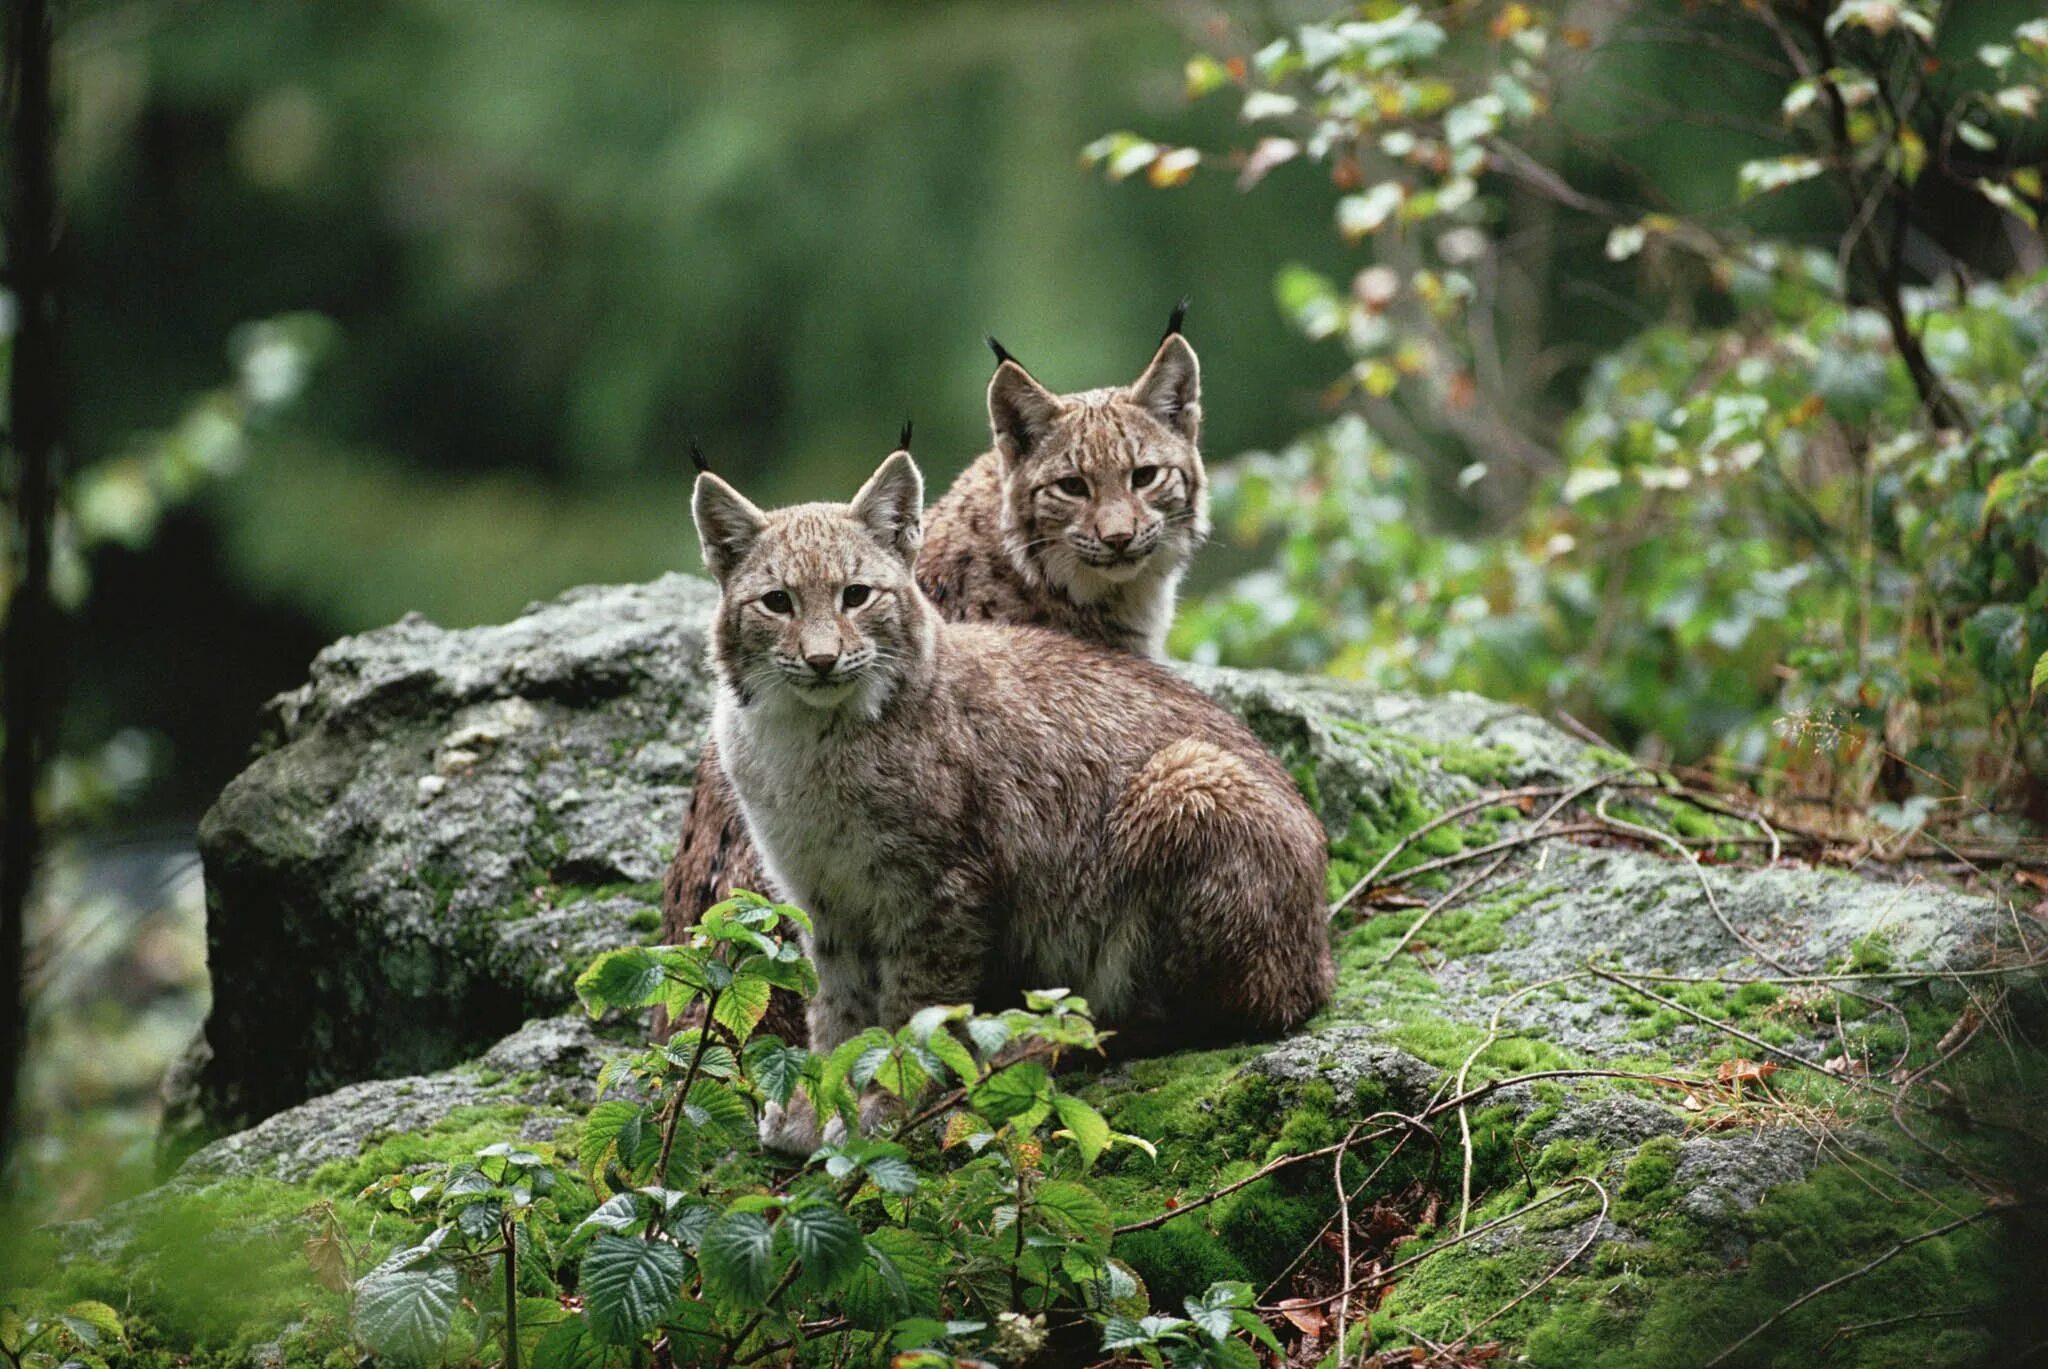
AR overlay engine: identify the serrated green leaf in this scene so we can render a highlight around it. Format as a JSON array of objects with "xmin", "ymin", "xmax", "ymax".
[
  {"xmin": 923, "ymin": 1029, "xmax": 980, "ymax": 1086},
  {"xmin": 353, "ymin": 1251, "xmax": 460, "ymax": 1364},
  {"xmin": 682, "ymin": 1078, "xmax": 756, "ymax": 1146},
  {"xmin": 575, "ymin": 948, "xmax": 665, "ymax": 1015},
  {"xmin": 576, "ymin": 1101, "xmax": 644, "ymax": 1185},
  {"xmin": 699, "ymin": 1211, "xmax": 777, "ymax": 1302},
  {"xmin": 965, "ymin": 1017, "xmax": 1011, "ymax": 1060},
  {"xmin": 779, "ymin": 1201, "xmax": 864, "ymax": 1292},
  {"xmin": 711, "ymin": 975, "xmax": 772, "ymax": 1042},
  {"xmin": 579, "ymin": 1234, "xmax": 686, "ymax": 1345},
  {"xmin": 1052, "ymin": 1094, "xmax": 1111, "ymax": 1168},
  {"xmin": 842, "ymin": 1229, "xmax": 943, "ymax": 1328},
  {"xmin": 1032, "ymin": 1179, "xmax": 1112, "ymax": 1257},
  {"xmin": 969, "ymin": 1062, "xmax": 1049, "ymax": 1124},
  {"xmin": 573, "ymin": 1192, "xmax": 646, "ymax": 1241},
  {"xmin": 531, "ymin": 1318, "xmax": 605, "ymax": 1369},
  {"xmin": 54, "ymin": 1302, "xmax": 121, "ymax": 1350},
  {"xmin": 743, "ymin": 1038, "xmax": 809, "ymax": 1105}
]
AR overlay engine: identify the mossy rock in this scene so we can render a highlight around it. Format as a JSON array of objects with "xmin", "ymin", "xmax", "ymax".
[{"xmin": 63, "ymin": 574, "xmax": 2043, "ymax": 1366}]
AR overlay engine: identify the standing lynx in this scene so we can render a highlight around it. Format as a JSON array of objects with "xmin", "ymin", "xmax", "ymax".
[
  {"xmin": 659, "ymin": 313, "xmax": 1209, "ymax": 1033},
  {"xmin": 692, "ymin": 450, "xmax": 1332, "ymax": 1102}
]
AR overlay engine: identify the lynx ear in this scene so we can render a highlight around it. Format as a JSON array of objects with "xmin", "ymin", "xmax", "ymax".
[
  {"xmin": 849, "ymin": 449, "xmax": 924, "ymax": 563},
  {"xmin": 692, "ymin": 472, "xmax": 767, "ymax": 582},
  {"xmin": 1130, "ymin": 333, "xmax": 1201, "ymax": 441},
  {"xmin": 988, "ymin": 360, "xmax": 1062, "ymax": 465}
]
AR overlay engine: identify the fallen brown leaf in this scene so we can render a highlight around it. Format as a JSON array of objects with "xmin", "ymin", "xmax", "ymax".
[{"xmin": 1277, "ymin": 1298, "xmax": 1327, "ymax": 1338}]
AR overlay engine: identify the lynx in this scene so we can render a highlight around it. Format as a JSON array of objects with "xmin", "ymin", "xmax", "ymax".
[
  {"xmin": 659, "ymin": 311, "xmax": 1210, "ymax": 1033},
  {"xmin": 692, "ymin": 450, "xmax": 1332, "ymax": 1144}
]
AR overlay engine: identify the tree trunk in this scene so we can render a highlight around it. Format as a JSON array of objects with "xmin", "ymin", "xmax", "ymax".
[{"xmin": 2, "ymin": 0, "xmax": 62, "ymax": 1178}]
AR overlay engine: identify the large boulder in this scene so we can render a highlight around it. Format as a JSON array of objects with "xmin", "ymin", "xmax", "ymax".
[
  {"xmin": 82, "ymin": 574, "xmax": 2037, "ymax": 1368},
  {"xmin": 179, "ymin": 576, "xmax": 717, "ymax": 1135}
]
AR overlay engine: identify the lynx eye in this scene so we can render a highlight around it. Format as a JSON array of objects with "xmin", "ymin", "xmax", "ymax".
[
  {"xmin": 1054, "ymin": 476, "xmax": 1090, "ymax": 498},
  {"xmin": 1131, "ymin": 464, "xmax": 1161, "ymax": 489},
  {"xmin": 760, "ymin": 590, "xmax": 794, "ymax": 615},
  {"xmin": 841, "ymin": 584, "xmax": 871, "ymax": 609}
]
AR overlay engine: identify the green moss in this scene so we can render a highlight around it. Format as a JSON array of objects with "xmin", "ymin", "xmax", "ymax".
[
  {"xmin": 1511, "ymin": 1162, "xmax": 2034, "ymax": 1368},
  {"xmin": 0, "ymin": 1101, "xmax": 598, "ymax": 1368},
  {"xmin": 1848, "ymin": 931, "xmax": 1895, "ymax": 974},
  {"xmin": 1618, "ymin": 1135, "xmax": 1680, "ymax": 1203}
]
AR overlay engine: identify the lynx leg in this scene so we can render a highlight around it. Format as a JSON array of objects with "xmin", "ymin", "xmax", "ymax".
[
  {"xmin": 654, "ymin": 742, "xmax": 806, "ymax": 1044},
  {"xmin": 1112, "ymin": 738, "xmax": 1333, "ymax": 1041}
]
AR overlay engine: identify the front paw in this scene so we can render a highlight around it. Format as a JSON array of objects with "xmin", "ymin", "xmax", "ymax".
[{"xmin": 758, "ymin": 1094, "xmax": 822, "ymax": 1157}]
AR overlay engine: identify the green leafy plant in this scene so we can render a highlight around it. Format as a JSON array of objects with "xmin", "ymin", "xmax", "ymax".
[
  {"xmin": 334, "ymin": 892, "xmax": 1271, "ymax": 1367},
  {"xmin": 1100, "ymin": 1, "xmax": 2048, "ymax": 820},
  {"xmin": 0, "ymin": 1300, "xmax": 125, "ymax": 1369}
]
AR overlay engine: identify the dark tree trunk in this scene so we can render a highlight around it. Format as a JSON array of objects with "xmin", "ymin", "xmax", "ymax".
[{"xmin": 2, "ymin": 0, "xmax": 62, "ymax": 1178}]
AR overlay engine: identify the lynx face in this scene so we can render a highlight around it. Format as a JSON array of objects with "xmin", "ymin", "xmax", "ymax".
[
  {"xmin": 694, "ymin": 452, "xmax": 932, "ymax": 718},
  {"xmin": 989, "ymin": 334, "xmax": 1209, "ymax": 603}
]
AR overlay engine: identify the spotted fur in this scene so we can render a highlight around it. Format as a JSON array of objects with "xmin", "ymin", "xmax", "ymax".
[
  {"xmin": 693, "ymin": 454, "xmax": 1330, "ymax": 1149},
  {"xmin": 659, "ymin": 325, "xmax": 1212, "ymax": 1040}
]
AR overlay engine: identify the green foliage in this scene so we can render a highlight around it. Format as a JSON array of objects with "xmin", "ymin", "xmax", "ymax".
[
  {"xmin": 336, "ymin": 892, "xmax": 1259, "ymax": 1366},
  {"xmin": 0, "ymin": 1299, "xmax": 127, "ymax": 1369},
  {"xmin": 1109, "ymin": 1, "xmax": 2048, "ymax": 814}
]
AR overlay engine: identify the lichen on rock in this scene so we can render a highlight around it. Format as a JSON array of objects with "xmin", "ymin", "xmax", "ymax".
[{"xmin": 46, "ymin": 573, "xmax": 2039, "ymax": 1367}]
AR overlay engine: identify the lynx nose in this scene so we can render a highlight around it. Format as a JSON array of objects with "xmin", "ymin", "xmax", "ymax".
[
  {"xmin": 804, "ymin": 652, "xmax": 839, "ymax": 678},
  {"xmin": 1099, "ymin": 529, "xmax": 1135, "ymax": 553}
]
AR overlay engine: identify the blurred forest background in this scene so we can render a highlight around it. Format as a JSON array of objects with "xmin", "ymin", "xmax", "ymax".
[{"xmin": 7, "ymin": 0, "xmax": 2048, "ymax": 1231}]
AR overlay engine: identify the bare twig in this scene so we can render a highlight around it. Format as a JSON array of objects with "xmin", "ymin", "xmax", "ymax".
[
  {"xmin": 1333, "ymin": 1125, "xmax": 1360, "ymax": 1364},
  {"xmin": 1702, "ymin": 1206, "xmax": 2006, "ymax": 1367},
  {"xmin": 1454, "ymin": 974, "xmax": 1590, "ymax": 1234},
  {"xmin": 1329, "ymin": 784, "xmax": 1568, "ymax": 919},
  {"xmin": 1456, "ymin": 1177, "xmax": 1611, "ymax": 1348},
  {"xmin": 1258, "ymin": 1179, "xmax": 1603, "ymax": 1312}
]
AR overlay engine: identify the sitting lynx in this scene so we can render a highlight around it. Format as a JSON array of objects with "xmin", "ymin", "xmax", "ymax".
[
  {"xmin": 660, "ymin": 312, "xmax": 1210, "ymax": 1038},
  {"xmin": 692, "ymin": 449, "xmax": 1333, "ymax": 1131}
]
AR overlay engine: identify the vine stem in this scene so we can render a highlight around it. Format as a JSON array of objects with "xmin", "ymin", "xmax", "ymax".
[
  {"xmin": 500, "ymin": 1213, "xmax": 520, "ymax": 1369},
  {"xmin": 657, "ymin": 985, "xmax": 723, "ymax": 1181},
  {"xmin": 1009, "ymin": 1146, "xmax": 1030, "ymax": 1313},
  {"xmin": 720, "ymin": 1264, "xmax": 803, "ymax": 1368}
]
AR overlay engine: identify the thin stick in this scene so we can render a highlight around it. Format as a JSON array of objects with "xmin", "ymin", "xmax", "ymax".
[
  {"xmin": 1370, "ymin": 842, "xmax": 1526, "ymax": 974},
  {"xmin": 1328, "ymin": 784, "xmax": 1567, "ymax": 918},
  {"xmin": 1333, "ymin": 1125, "xmax": 1359, "ymax": 1365},
  {"xmin": 1259, "ymin": 1180, "xmax": 1598, "ymax": 1311},
  {"xmin": 1609, "ymin": 962, "xmax": 2048, "ymax": 986},
  {"xmin": 1113, "ymin": 1124, "xmax": 1400, "ymax": 1236},
  {"xmin": 1594, "ymin": 793, "xmax": 1795, "ymax": 975},
  {"xmin": 1822, "ymin": 1304, "xmax": 1999, "ymax": 1350},
  {"xmin": 1702, "ymin": 1207, "xmax": 2002, "ymax": 1368},
  {"xmin": 1255, "ymin": 1116, "xmax": 1440, "ymax": 1305},
  {"xmin": 1454, "ymin": 974, "xmax": 1589, "ymax": 1234},
  {"xmin": 1373, "ymin": 772, "xmax": 1630, "ymax": 972},
  {"xmin": 1456, "ymin": 1177, "xmax": 1610, "ymax": 1346},
  {"xmin": 1370, "ymin": 822, "xmax": 1609, "ymax": 895},
  {"xmin": 1116, "ymin": 1067, "xmax": 1708, "ymax": 1238},
  {"xmin": 1585, "ymin": 965, "xmax": 1886, "ymax": 1095}
]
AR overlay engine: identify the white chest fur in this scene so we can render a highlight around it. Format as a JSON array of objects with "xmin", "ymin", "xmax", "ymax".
[{"xmin": 712, "ymin": 690, "xmax": 925, "ymax": 941}]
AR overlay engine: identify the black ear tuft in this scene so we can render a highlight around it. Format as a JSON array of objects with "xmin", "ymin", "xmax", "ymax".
[
  {"xmin": 688, "ymin": 439, "xmax": 710, "ymax": 475},
  {"xmin": 1163, "ymin": 295, "xmax": 1191, "ymax": 343},
  {"xmin": 898, "ymin": 417, "xmax": 914, "ymax": 451},
  {"xmin": 986, "ymin": 334, "xmax": 1018, "ymax": 368}
]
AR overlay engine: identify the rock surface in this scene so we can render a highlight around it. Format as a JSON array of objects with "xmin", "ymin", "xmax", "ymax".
[
  {"xmin": 183, "ymin": 576, "xmax": 716, "ymax": 1134},
  {"xmin": 63, "ymin": 574, "xmax": 2034, "ymax": 1367}
]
